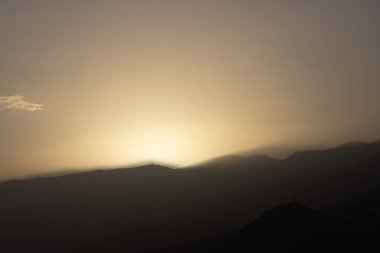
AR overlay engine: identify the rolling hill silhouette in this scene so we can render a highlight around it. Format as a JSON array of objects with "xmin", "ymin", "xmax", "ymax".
[
  {"xmin": 151, "ymin": 199, "xmax": 380, "ymax": 253},
  {"xmin": 0, "ymin": 140, "xmax": 380, "ymax": 252}
]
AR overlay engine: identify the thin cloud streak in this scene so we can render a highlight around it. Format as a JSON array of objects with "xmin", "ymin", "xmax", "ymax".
[{"xmin": 0, "ymin": 94, "xmax": 45, "ymax": 111}]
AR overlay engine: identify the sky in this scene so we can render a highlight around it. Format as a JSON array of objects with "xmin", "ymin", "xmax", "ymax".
[{"xmin": 1, "ymin": 0, "xmax": 380, "ymax": 179}]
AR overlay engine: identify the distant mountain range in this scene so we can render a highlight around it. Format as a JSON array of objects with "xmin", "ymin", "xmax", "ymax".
[{"xmin": 1, "ymin": 140, "xmax": 380, "ymax": 253}]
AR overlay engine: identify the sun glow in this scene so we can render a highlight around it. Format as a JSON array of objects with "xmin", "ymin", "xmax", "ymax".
[
  {"xmin": 133, "ymin": 129, "xmax": 185, "ymax": 164},
  {"xmin": 89, "ymin": 126, "xmax": 192, "ymax": 167}
]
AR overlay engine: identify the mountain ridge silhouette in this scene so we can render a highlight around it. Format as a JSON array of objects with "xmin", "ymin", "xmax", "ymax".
[
  {"xmin": 1, "ymin": 140, "xmax": 380, "ymax": 253},
  {"xmin": 150, "ymin": 191, "xmax": 380, "ymax": 253}
]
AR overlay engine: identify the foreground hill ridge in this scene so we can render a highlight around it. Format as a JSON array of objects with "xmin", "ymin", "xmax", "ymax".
[
  {"xmin": 1, "ymin": 139, "xmax": 380, "ymax": 253},
  {"xmin": 153, "ymin": 197, "xmax": 380, "ymax": 253}
]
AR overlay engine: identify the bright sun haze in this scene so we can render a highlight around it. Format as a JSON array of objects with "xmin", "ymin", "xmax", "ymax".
[{"xmin": 0, "ymin": 0, "xmax": 380, "ymax": 179}]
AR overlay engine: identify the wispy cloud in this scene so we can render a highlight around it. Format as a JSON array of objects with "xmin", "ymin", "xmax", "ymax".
[{"xmin": 0, "ymin": 94, "xmax": 45, "ymax": 111}]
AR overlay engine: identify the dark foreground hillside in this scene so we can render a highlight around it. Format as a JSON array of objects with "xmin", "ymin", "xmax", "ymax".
[
  {"xmin": 151, "ymin": 199, "xmax": 380, "ymax": 253},
  {"xmin": 0, "ymin": 140, "xmax": 380, "ymax": 253}
]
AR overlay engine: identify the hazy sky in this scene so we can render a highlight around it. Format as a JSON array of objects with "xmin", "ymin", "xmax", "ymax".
[{"xmin": 1, "ymin": 0, "xmax": 380, "ymax": 179}]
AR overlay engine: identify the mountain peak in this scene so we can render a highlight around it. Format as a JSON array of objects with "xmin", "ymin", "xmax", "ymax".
[
  {"xmin": 239, "ymin": 202, "xmax": 328, "ymax": 237},
  {"xmin": 113, "ymin": 164, "xmax": 173, "ymax": 173}
]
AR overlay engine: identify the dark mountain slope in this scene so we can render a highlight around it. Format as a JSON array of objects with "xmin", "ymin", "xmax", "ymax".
[
  {"xmin": 79, "ymin": 147, "xmax": 380, "ymax": 253},
  {"xmin": 0, "ymin": 159, "xmax": 288, "ymax": 253},
  {"xmin": 328, "ymin": 187, "xmax": 380, "ymax": 217},
  {"xmin": 187, "ymin": 140, "xmax": 380, "ymax": 185},
  {"xmin": 282, "ymin": 140, "xmax": 380, "ymax": 176},
  {"xmin": 1, "ymin": 141, "xmax": 380, "ymax": 253},
  {"xmin": 152, "ymin": 201, "xmax": 380, "ymax": 253},
  {"xmin": 0, "ymin": 165, "xmax": 205, "ymax": 253}
]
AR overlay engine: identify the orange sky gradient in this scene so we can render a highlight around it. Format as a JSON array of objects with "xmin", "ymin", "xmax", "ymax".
[{"xmin": 0, "ymin": 0, "xmax": 380, "ymax": 179}]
